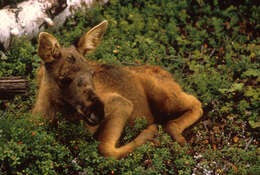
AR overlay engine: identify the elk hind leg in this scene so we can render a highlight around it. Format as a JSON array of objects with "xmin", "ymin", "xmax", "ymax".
[{"xmin": 164, "ymin": 93, "xmax": 203, "ymax": 145}]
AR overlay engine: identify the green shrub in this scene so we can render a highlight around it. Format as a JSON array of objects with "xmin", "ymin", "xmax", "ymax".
[
  {"xmin": 0, "ymin": 102, "xmax": 75, "ymax": 174},
  {"xmin": 0, "ymin": 39, "xmax": 39, "ymax": 78}
]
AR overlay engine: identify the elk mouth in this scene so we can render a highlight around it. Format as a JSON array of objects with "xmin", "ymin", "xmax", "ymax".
[
  {"xmin": 76, "ymin": 101, "xmax": 104, "ymax": 126},
  {"xmin": 81, "ymin": 112, "xmax": 99, "ymax": 126}
]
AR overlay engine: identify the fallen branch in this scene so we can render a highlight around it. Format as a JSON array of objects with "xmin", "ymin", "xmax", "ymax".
[
  {"xmin": 0, "ymin": 76, "xmax": 28, "ymax": 99},
  {"xmin": 244, "ymin": 137, "xmax": 254, "ymax": 151}
]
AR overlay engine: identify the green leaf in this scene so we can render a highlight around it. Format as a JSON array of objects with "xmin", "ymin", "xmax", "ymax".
[
  {"xmin": 249, "ymin": 120, "xmax": 260, "ymax": 129},
  {"xmin": 242, "ymin": 69, "xmax": 260, "ymax": 78},
  {"xmin": 196, "ymin": 0, "xmax": 204, "ymax": 6}
]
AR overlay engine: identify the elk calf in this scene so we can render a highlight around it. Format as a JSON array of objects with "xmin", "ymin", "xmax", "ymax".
[{"xmin": 33, "ymin": 20, "xmax": 203, "ymax": 159}]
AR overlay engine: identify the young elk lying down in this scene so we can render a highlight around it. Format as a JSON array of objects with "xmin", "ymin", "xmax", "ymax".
[{"xmin": 33, "ymin": 20, "xmax": 203, "ymax": 159}]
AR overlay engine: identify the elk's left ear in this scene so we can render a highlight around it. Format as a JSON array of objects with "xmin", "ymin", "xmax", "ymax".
[
  {"xmin": 38, "ymin": 32, "xmax": 61, "ymax": 63},
  {"xmin": 77, "ymin": 20, "xmax": 108, "ymax": 55}
]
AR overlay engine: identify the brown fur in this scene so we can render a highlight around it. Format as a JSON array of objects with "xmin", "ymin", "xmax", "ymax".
[{"xmin": 33, "ymin": 21, "xmax": 203, "ymax": 159}]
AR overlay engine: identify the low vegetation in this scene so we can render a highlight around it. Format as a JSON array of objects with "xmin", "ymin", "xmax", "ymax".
[
  {"xmin": 0, "ymin": 0, "xmax": 259, "ymax": 174},
  {"xmin": 0, "ymin": 0, "xmax": 24, "ymax": 8}
]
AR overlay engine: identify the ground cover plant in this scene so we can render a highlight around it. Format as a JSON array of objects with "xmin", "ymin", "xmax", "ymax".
[
  {"xmin": 0, "ymin": 0, "xmax": 259, "ymax": 174},
  {"xmin": 0, "ymin": 0, "xmax": 24, "ymax": 8}
]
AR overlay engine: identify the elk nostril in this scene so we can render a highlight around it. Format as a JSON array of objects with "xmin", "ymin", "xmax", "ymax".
[
  {"xmin": 77, "ymin": 77, "xmax": 92, "ymax": 87},
  {"xmin": 84, "ymin": 90, "xmax": 93, "ymax": 100},
  {"xmin": 77, "ymin": 78, "xmax": 84, "ymax": 87}
]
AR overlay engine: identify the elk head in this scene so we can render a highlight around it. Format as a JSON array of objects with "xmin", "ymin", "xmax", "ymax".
[{"xmin": 37, "ymin": 21, "xmax": 108, "ymax": 125}]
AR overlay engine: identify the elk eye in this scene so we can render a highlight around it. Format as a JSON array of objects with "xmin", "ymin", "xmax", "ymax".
[
  {"xmin": 68, "ymin": 55, "xmax": 76, "ymax": 63},
  {"xmin": 60, "ymin": 77, "xmax": 72, "ymax": 86},
  {"xmin": 90, "ymin": 70, "xmax": 94, "ymax": 76}
]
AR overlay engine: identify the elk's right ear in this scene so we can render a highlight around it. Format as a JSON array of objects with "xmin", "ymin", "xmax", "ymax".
[
  {"xmin": 38, "ymin": 32, "xmax": 61, "ymax": 63},
  {"xmin": 77, "ymin": 20, "xmax": 108, "ymax": 55}
]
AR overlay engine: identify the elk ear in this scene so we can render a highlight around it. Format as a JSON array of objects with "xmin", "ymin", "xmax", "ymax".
[
  {"xmin": 38, "ymin": 32, "xmax": 61, "ymax": 63},
  {"xmin": 77, "ymin": 20, "xmax": 108, "ymax": 55}
]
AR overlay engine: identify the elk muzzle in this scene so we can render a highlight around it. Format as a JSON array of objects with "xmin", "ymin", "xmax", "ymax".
[{"xmin": 69, "ymin": 74, "xmax": 105, "ymax": 126}]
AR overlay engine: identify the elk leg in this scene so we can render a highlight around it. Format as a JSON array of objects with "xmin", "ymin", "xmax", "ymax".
[
  {"xmin": 164, "ymin": 93, "xmax": 203, "ymax": 145},
  {"xmin": 98, "ymin": 93, "xmax": 157, "ymax": 159}
]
